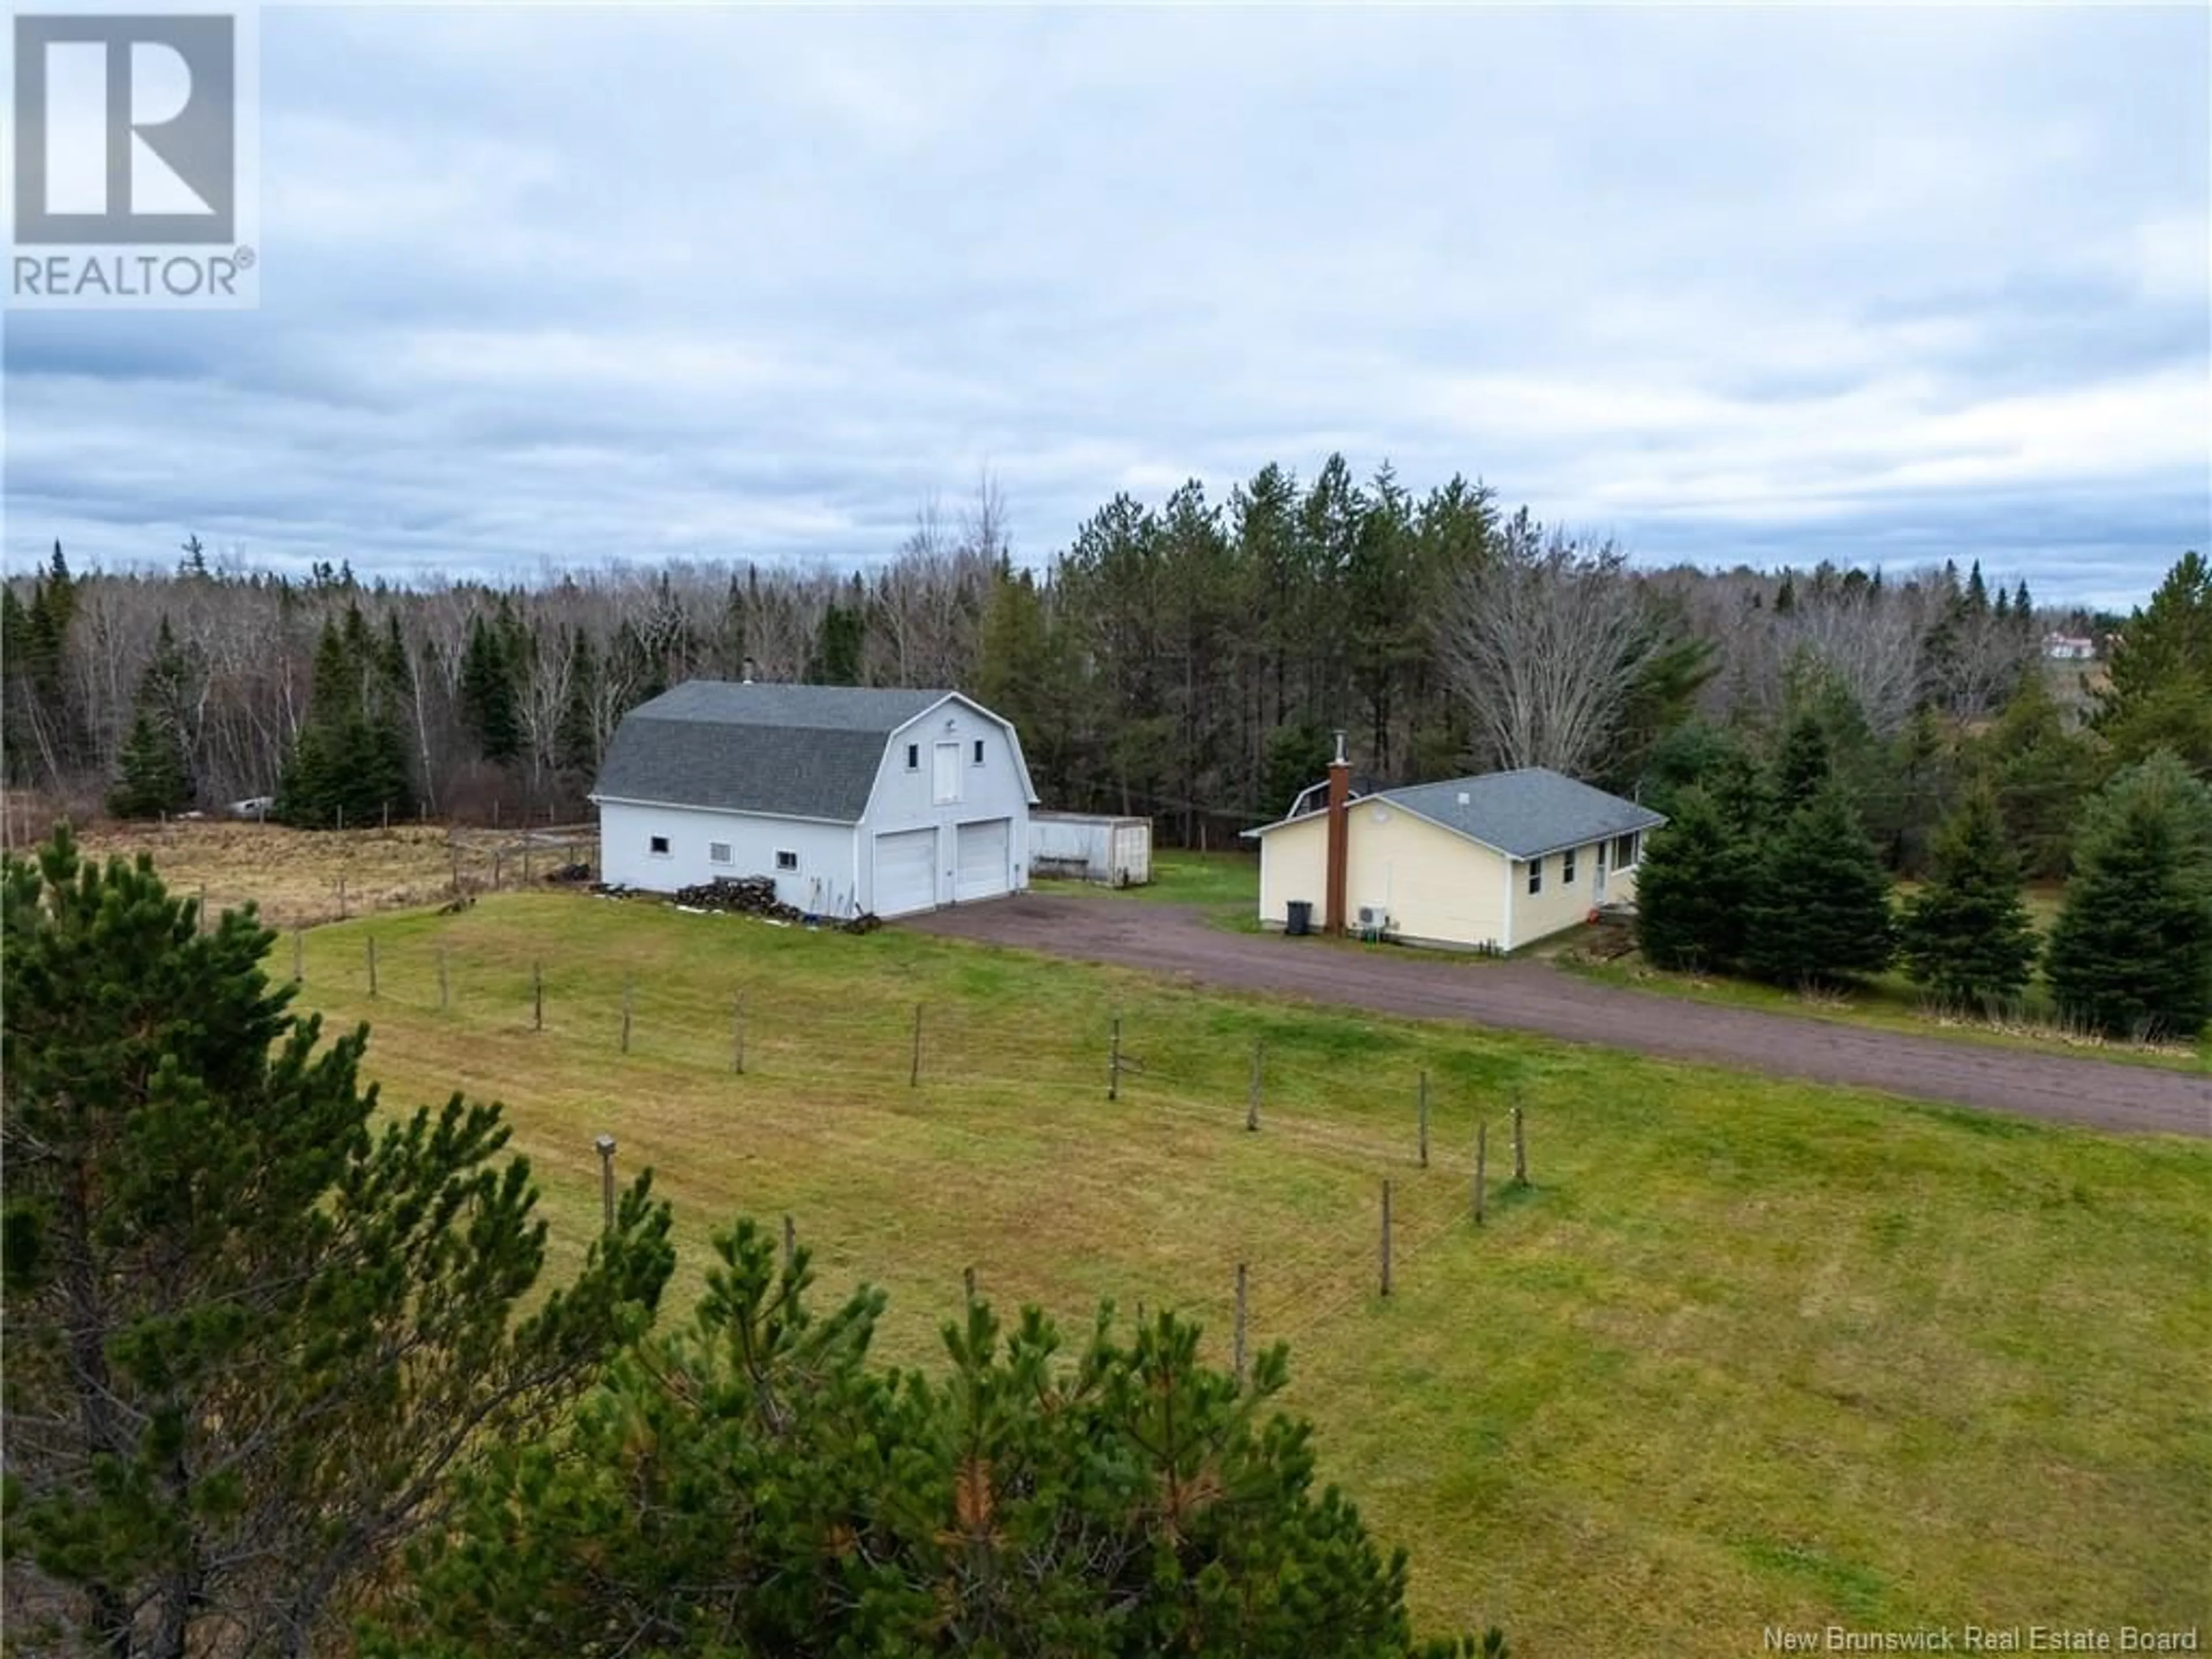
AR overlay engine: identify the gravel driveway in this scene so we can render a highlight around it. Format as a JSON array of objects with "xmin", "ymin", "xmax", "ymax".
[{"xmin": 904, "ymin": 895, "xmax": 2210, "ymax": 1137}]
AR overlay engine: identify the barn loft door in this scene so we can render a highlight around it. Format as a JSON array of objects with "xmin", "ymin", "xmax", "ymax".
[{"xmin": 933, "ymin": 741, "xmax": 961, "ymax": 805}]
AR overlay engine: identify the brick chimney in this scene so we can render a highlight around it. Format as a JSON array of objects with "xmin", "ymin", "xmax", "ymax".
[{"xmin": 1324, "ymin": 730, "xmax": 1350, "ymax": 936}]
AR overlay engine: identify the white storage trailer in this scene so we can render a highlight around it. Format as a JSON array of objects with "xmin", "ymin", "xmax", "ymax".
[{"xmin": 1029, "ymin": 812, "xmax": 1152, "ymax": 887}]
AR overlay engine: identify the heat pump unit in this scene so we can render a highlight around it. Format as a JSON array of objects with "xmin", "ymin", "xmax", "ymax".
[{"xmin": 1356, "ymin": 906, "xmax": 1389, "ymax": 939}]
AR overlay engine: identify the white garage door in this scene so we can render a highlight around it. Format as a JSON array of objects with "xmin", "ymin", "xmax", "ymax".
[
  {"xmin": 955, "ymin": 819, "xmax": 1011, "ymax": 903},
  {"xmin": 872, "ymin": 828, "xmax": 937, "ymax": 918}
]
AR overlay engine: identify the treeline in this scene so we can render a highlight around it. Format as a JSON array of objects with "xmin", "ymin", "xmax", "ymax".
[
  {"xmin": 3, "ymin": 834, "xmax": 1506, "ymax": 1657},
  {"xmin": 0, "ymin": 461, "xmax": 2169, "ymax": 862}
]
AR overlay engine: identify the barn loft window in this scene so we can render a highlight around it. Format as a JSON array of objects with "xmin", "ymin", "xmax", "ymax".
[
  {"xmin": 972, "ymin": 738, "xmax": 985, "ymax": 765},
  {"xmin": 709, "ymin": 842, "xmax": 732, "ymax": 865},
  {"xmin": 775, "ymin": 850, "xmax": 798, "ymax": 872},
  {"xmin": 1527, "ymin": 857, "xmax": 1543, "ymax": 896},
  {"xmin": 649, "ymin": 835, "xmax": 671, "ymax": 856},
  {"xmin": 1562, "ymin": 847, "xmax": 1577, "ymax": 883},
  {"xmin": 906, "ymin": 744, "xmax": 920, "ymax": 770}
]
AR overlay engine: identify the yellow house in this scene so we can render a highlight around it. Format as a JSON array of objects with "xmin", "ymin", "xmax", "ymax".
[{"xmin": 1248, "ymin": 766, "xmax": 1666, "ymax": 952}]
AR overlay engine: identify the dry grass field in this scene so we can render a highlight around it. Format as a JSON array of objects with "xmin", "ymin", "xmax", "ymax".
[
  {"xmin": 58, "ymin": 817, "xmax": 589, "ymax": 927},
  {"xmin": 268, "ymin": 888, "xmax": 2211, "ymax": 1656}
]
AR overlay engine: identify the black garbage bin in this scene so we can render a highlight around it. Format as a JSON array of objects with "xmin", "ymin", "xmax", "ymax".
[{"xmin": 1285, "ymin": 899, "xmax": 1313, "ymax": 937}]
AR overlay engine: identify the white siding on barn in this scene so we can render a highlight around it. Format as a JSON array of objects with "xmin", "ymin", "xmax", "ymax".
[
  {"xmin": 872, "ymin": 827, "xmax": 938, "ymax": 918},
  {"xmin": 599, "ymin": 801, "xmax": 859, "ymax": 913},
  {"xmin": 861, "ymin": 699, "xmax": 1034, "ymax": 906}
]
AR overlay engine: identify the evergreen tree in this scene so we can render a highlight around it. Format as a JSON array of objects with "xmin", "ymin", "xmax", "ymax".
[
  {"xmin": 1740, "ymin": 786, "xmax": 1896, "ymax": 986},
  {"xmin": 459, "ymin": 612, "xmax": 522, "ymax": 763},
  {"xmin": 2096, "ymin": 551, "xmax": 2212, "ymax": 775},
  {"xmin": 1771, "ymin": 709, "xmax": 1832, "ymax": 813},
  {"xmin": 808, "ymin": 597, "xmax": 867, "ymax": 686},
  {"xmin": 1965, "ymin": 559, "xmax": 1990, "ymax": 615},
  {"xmin": 108, "ymin": 619, "xmax": 197, "ymax": 819},
  {"xmin": 1773, "ymin": 570, "xmax": 1797, "ymax": 616},
  {"xmin": 1635, "ymin": 787, "xmax": 1752, "ymax": 972},
  {"xmin": 275, "ymin": 611, "xmax": 416, "ymax": 828},
  {"xmin": 1897, "ymin": 782, "xmax": 2040, "ymax": 1009},
  {"xmin": 2044, "ymin": 751, "xmax": 2212, "ymax": 1039},
  {"xmin": 1978, "ymin": 672, "xmax": 2106, "ymax": 880},
  {"xmin": 556, "ymin": 628, "xmax": 602, "ymax": 774},
  {"xmin": 366, "ymin": 1218, "xmax": 1496, "ymax": 1659},
  {"xmin": 2013, "ymin": 578, "xmax": 2032, "ymax": 620},
  {"xmin": 2, "ymin": 830, "xmax": 675, "ymax": 1654}
]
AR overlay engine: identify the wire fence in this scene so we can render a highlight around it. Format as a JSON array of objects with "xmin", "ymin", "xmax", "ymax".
[{"xmin": 291, "ymin": 908, "xmax": 1546, "ymax": 1377}]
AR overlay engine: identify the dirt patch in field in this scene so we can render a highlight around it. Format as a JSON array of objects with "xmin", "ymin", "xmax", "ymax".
[{"xmin": 907, "ymin": 895, "xmax": 2211, "ymax": 1136}]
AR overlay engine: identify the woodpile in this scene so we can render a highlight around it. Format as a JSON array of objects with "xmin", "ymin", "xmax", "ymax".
[{"xmin": 593, "ymin": 875, "xmax": 883, "ymax": 934}]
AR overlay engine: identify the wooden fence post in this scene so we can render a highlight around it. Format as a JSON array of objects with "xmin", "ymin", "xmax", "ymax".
[
  {"xmin": 338, "ymin": 875, "xmax": 348, "ymax": 920},
  {"xmin": 620, "ymin": 977, "xmax": 633, "ymax": 1054},
  {"xmin": 782, "ymin": 1214, "xmax": 797, "ymax": 1274},
  {"xmin": 1246, "ymin": 1039, "xmax": 1263, "ymax": 1132},
  {"xmin": 594, "ymin": 1134, "xmax": 616, "ymax": 1232},
  {"xmin": 732, "ymin": 993, "xmax": 746, "ymax": 1074},
  {"xmin": 963, "ymin": 1266, "xmax": 977, "ymax": 1306},
  {"xmin": 910, "ymin": 1002, "xmax": 923, "ymax": 1088},
  {"xmin": 1233, "ymin": 1262, "xmax": 1249, "ymax": 1386},
  {"xmin": 291, "ymin": 924, "xmax": 303, "ymax": 983},
  {"xmin": 1380, "ymin": 1179, "xmax": 1394, "ymax": 1298},
  {"xmin": 1512, "ymin": 1101, "xmax": 1528, "ymax": 1187},
  {"xmin": 450, "ymin": 842, "xmax": 462, "ymax": 897},
  {"xmin": 533, "ymin": 960, "xmax": 544, "ymax": 1031},
  {"xmin": 1474, "ymin": 1120, "xmax": 1487, "ymax": 1225},
  {"xmin": 366, "ymin": 935, "xmax": 377, "ymax": 998},
  {"xmin": 1108, "ymin": 1014, "xmax": 1122, "ymax": 1100},
  {"xmin": 1417, "ymin": 1070, "xmax": 1430, "ymax": 1168},
  {"xmin": 437, "ymin": 943, "xmax": 449, "ymax": 1011}
]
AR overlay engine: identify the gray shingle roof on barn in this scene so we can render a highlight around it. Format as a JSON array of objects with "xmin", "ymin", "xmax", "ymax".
[
  {"xmin": 1378, "ymin": 768, "xmax": 1664, "ymax": 858},
  {"xmin": 592, "ymin": 682, "xmax": 950, "ymax": 822}
]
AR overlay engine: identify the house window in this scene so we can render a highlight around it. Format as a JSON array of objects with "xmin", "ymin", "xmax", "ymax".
[
  {"xmin": 1527, "ymin": 857, "xmax": 1543, "ymax": 896},
  {"xmin": 906, "ymin": 743, "xmax": 920, "ymax": 770},
  {"xmin": 1562, "ymin": 847, "xmax": 1577, "ymax": 883},
  {"xmin": 972, "ymin": 738, "xmax": 985, "ymax": 765},
  {"xmin": 649, "ymin": 835, "xmax": 671, "ymax": 856},
  {"xmin": 709, "ymin": 842, "xmax": 732, "ymax": 865},
  {"xmin": 775, "ymin": 850, "xmax": 798, "ymax": 872},
  {"xmin": 1614, "ymin": 832, "xmax": 1639, "ymax": 868}
]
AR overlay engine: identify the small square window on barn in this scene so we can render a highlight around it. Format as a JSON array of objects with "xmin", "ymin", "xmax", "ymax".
[
  {"xmin": 972, "ymin": 738, "xmax": 985, "ymax": 764},
  {"xmin": 906, "ymin": 743, "xmax": 920, "ymax": 770},
  {"xmin": 775, "ymin": 850, "xmax": 798, "ymax": 872},
  {"xmin": 1562, "ymin": 847, "xmax": 1577, "ymax": 883},
  {"xmin": 649, "ymin": 835, "xmax": 671, "ymax": 856},
  {"xmin": 709, "ymin": 842, "xmax": 732, "ymax": 865},
  {"xmin": 1527, "ymin": 857, "xmax": 1543, "ymax": 896}
]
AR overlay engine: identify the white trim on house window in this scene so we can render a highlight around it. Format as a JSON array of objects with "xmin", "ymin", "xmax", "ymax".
[
  {"xmin": 649, "ymin": 835, "xmax": 671, "ymax": 856},
  {"xmin": 1527, "ymin": 857, "xmax": 1543, "ymax": 895},
  {"xmin": 709, "ymin": 841, "xmax": 733, "ymax": 865},
  {"xmin": 775, "ymin": 849, "xmax": 798, "ymax": 872},
  {"xmin": 1562, "ymin": 847, "xmax": 1577, "ymax": 883}
]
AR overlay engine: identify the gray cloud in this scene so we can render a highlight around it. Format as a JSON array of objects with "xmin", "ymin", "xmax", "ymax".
[{"xmin": 5, "ymin": 5, "xmax": 2207, "ymax": 608}]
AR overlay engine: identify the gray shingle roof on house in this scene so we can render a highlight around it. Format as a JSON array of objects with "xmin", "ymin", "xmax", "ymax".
[
  {"xmin": 1378, "ymin": 768, "xmax": 1665, "ymax": 859},
  {"xmin": 592, "ymin": 682, "xmax": 950, "ymax": 822}
]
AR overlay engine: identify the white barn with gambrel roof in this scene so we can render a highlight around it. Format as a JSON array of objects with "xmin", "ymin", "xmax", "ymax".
[{"xmin": 590, "ymin": 682, "xmax": 1038, "ymax": 919}]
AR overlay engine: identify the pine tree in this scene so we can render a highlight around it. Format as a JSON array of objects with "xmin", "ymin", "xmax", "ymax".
[
  {"xmin": 1, "ymin": 830, "xmax": 675, "ymax": 1653},
  {"xmin": 108, "ymin": 617, "xmax": 198, "ymax": 819},
  {"xmin": 1965, "ymin": 559, "xmax": 1990, "ymax": 615},
  {"xmin": 1740, "ymin": 786, "xmax": 1896, "ymax": 986},
  {"xmin": 1635, "ymin": 787, "xmax": 1752, "ymax": 972},
  {"xmin": 365, "ymin": 1218, "xmax": 1494, "ymax": 1659},
  {"xmin": 1771, "ymin": 709, "xmax": 1832, "ymax": 814},
  {"xmin": 275, "ymin": 611, "xmax": 417, "ymax": 827},
  {"xmin": 1897, "ymin": 782, "xmax": 2040, "ymax": 1010},
  {"xmin": 2013, "ymin": 579, "xmax": 2032, "ymax": 624},
  {"xmin": 460, "ymin": 612, "xmax": 522, "ymax": 763},
  {"xmin": 556, "ymin": 628, "xmax": 602, "ymax": 774},
  {"xmin": 2044, "ymin": 751, "xmax": 2212, "ymax": 1039},
  {"xmin": 2096, "ymin": 551, "xmax": 2212, "ymax": 775}
]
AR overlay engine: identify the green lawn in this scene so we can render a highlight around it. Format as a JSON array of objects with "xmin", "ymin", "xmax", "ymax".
[
  {"xmin": 289, "ymin": 893, "xmax": 2212, "ymax": 1653},
  {"xmin": 1036, "ymin": 848, "xmax": 1262, "ymax": 910}
]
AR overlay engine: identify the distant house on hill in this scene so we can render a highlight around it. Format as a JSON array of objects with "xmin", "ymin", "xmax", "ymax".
[
  {"xmin": 590, "ymin": 681, "xmax": 1037, "ymax": 919},
  {"xmin": 2042, "ymin": 632, "xmax": 2097, "ymax": 661},
  {"xmin": 1245, "ymin": 740, "xmax": 1665, "ymax": 952}
]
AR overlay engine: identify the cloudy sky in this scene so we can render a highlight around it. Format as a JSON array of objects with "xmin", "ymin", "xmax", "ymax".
[{"xmin": 5, "ymin": 4, "xmax": 2207, "ymax": 606}]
